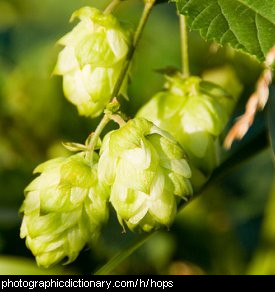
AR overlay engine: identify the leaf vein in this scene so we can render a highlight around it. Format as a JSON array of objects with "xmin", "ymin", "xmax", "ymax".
[
  {"xmin": 192, "ymin": 2, "xmax": 215, "ymax": 24},
  {"xmin": 216, "ymin": 0, "xmax": 248, "ymax": 51},
  {"xmin": 220, "ymin": 28, "xmax": 230, "ymax": 44},
  {"xmin": 255, "ymin": 14, "xmax": 265, "ymax": 57},
  {"xmin": 206, "ymin": 13, "xmax": 220, "ymax": 38},
  {"xmin": 236, "ymin": 0, "xmax": 275, "ymax": 25}
]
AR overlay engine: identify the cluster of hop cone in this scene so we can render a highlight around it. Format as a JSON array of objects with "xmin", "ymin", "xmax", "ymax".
[{"xmin": 20, "ymin": 7, "xmax": 243, "ymax": 268}]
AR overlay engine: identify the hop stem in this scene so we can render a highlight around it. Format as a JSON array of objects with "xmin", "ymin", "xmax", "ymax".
[
  {"xmin": 179, "ymin": 14, "xmax": 190, "ymax": 77},
  {"xmin": 87, "ymin": 0, "xmax": 155, "ymax": 161},
  {"xmin": 110, "ymin": 114, "xmax": 127, "ymax": 127},
  {"xmin": 111, "ymin": 0, "xmax": 156, "ymax": 98},
  {"xmin": 94, "ymin": 233, "xmax": 156, "ymax": 275},
  {"xmin": 86, "ymin": 112, "xmax": 126, "ymax": 162},
  {"xmin": 86, "ymin": 114, "xmax": 111, "ymax": 162},
  {"xmin": 104, "ymin": 0, "xmax": 121, "ymax": 14}
]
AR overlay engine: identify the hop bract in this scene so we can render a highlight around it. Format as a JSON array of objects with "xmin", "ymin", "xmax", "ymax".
[
  {"xmin": 137, "ymin": 75, "xmax": 241, "ymax": 179},
  {"xmin": 98, "ymin": 118, "xmax": 193, "ymax": 232},
  {"xmin": 20, "ymin": 153, "xmax": 109, "ymax": 268},
  {"xmin": 54, "ymin": 7, "xmax": 132, "ymax": 117},
  {"xmin": 202, "ymin": 65, "xmax": 243, "ymax": 106}
]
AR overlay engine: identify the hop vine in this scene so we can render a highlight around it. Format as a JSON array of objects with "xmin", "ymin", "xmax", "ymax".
[{"xmin": 19, "ymin": 0, "xmax": 274, "ymax": 271}]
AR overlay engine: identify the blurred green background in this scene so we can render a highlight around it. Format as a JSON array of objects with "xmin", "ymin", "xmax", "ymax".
[{"xmin": 0, "ymin": 0, "xmax": 274, "ymax": 275}]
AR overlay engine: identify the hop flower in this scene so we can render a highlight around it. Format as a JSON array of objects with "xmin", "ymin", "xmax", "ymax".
[
  {"xmin": 20, "ymin": 153, "xmax": 109, "ymax": 268},
  {"xmin": 202, "ymin": 65, "xmax": 243, "ymax": 107},
  {"xmin": 98, "ymin": 118, "xmax": 193, "ymax": 232},
  {"xmin": 54, "ymin": 7, "xmax": 132, "ymax": 117},
  {"xmin": 137, "ymin": 75, "xmax": 241, "ymax": 180}
]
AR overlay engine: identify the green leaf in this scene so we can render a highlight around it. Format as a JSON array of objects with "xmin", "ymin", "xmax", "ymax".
[
  {"xmin": 267, "ymin": 86, "xmax": 275, "ymax": 162},
  {"xmin": 174, "ymin": 0, "xmax": 275, "ymax": 61}
]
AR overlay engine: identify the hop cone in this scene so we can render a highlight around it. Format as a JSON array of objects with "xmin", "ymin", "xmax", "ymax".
[
  {"xmin": 54, "ymin": 7, "xmax": 132, "ymax": 117},
  {"xmin": 20, "ymin": 153, "xmax": 109, "ymax": 268},
  {"xmin": 202, "ymin": 65, "xmax": 243, "ymax": 103},
  {"xmin": 98, "ymin": 118, "xmax": 193, "ymax": 232},
  {"xmin": 137, "ymin": 75, "xmax": 241, "ymax": 180}
]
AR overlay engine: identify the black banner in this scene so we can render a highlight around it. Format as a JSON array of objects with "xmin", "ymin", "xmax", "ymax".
[{"xmin": 0, "ymin": 275, "xmax": 205, "ymax": 290}]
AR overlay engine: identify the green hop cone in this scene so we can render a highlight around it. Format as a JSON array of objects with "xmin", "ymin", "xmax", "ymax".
[
  {"xmin": 20, "ymin": 153, "xmax": 109, "ymax": 268},
  {"xmin": 137, "ymin": 75, "xmax": 242, "ymax": 184},
  {"xmin": 137, "ymin": 76, "xmax": 236, "ymax": 173},
  {"xmin": 54, "ymin": 7, "xmax": 132, "ymax": 117},
  {"xmin": 98, "ymin": 118, "xmax": 193, "ymax": 232},
  {"xmin": 202, "ymin": 65, "xmax": 243, "ymax": 105}
]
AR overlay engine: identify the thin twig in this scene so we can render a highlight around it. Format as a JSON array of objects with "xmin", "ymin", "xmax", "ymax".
[
  {"xmin": 86, "ymin": 114, "xmax": 111, "ymax": 163},
  {"xmin": 224, "ymin": 46, "xmax": 275, "ymax": 149},
  {"xmin": 111, "ymin": 0, "xmax": 156, "ymax": 99},
  {"xmin": 104, "ymin": 0, "xmax": 121, "ymax": 14},
  {"xmin": 179, "ymin": 14, "xmax": 190, "ymax": 77},
  {"xmin": 110, "ymin": 114, "xmax": 127, "ymax": 127},
  {"xmin": 94, "ymin": 233, "xmax": 156, "ymax": 275}
]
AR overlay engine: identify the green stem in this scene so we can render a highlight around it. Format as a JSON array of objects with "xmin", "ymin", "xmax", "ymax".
[
  {"xmin": 104, "ymin": 0, "xmax": 121, "ymax": 14},
  {"xmin": 111, "ymin": 0, "xmax": 156, "ymax": 98},
  {"xmin": 179, "ymin": 14, "xmax": 190, "ymax": 77},
  {"xmin": 86, "ymin": 114, "xmax": 111, "ymax": 162},
  {"xmin": 94, "ymin": 233, "xmax": 156, "ymax": 275},
  {"xmin": 134, "ymin": 0, "xmax": 155, "ymax": 50},
  {"xmin": 86, "ymin": 0, "xmax": 155, "ymax": 161},
  {"xmin": 86, "ymin": 1, "xmax": 155, "ymax": 162},
  {"xmin": 110, "ymin": 114, "xmax": 127, "ymax": 127}
]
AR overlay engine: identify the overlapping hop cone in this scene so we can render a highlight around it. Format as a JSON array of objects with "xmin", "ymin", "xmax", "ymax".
[
  {"xmin": 20, "ymin": 153, "xmax": 109, "ymax": 268},
  {"xmin": 138, "ymin": 74, "xmax": 241, "ymax": 187},
  {"xmin": 98, "ymin": 118, "xmax": 193, "ymax": 232},
  {"xmin": 54, "ymin": 7, "xmax": 132, "ymax": 117}
]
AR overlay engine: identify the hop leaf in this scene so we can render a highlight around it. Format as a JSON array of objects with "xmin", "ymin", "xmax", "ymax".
[
  {"xmin": 98, "ymin": 118, "xmax": 193, "ymax": 232},
  {"xmin": 20, "ymin": 153, "xmax": 109, "ymax": 268},
  {"xmin": 137, "ymin": 75, "xmax": 242, "ymax": 179},
  {"xmin": 54, "ymin": 7, "xmax": 132, "ymax": 117}
]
